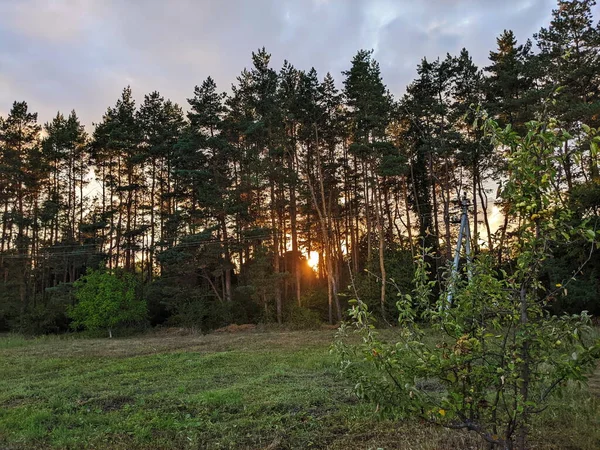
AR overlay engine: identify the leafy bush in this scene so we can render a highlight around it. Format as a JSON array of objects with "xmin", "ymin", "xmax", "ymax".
[
  {"xmin": 165, "ymin": 293, "xmax": 227, "ymax": 331},
  {"xmin": 69, "ymin": 268, "xmax": 146, "ymax": 338},
  {"xmin": 335, "ymin": 119, "xmax": 600, "ymax": 449},
  {"xmin": 284, "ymin": 304, "xmax": 323, "ymax": 330},
  {"xmin": 336, "ymin": 255, "xmax": 600, "ymax": 448},
  {"xmin": 146, "ymin": 277, "xmax": 262, "ymax": 332},
  {"xmin": 0, "ymin": 280, "xmax": 22, "ymax": 332},
  {"xmin": 296, "ymin": 288, "xmax": 329, "ymax": 321},
  {"xmin": 3, "ymin": 282, "xmax": 73, "ymax": 335}
]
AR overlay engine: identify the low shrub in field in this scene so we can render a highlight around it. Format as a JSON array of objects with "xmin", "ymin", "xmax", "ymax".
[
  {"xmin": 336, "ymin": 255, "xmax": 600, "ymax": 449},
  {"xmin": 284, "ymin": 304, "xmax": 323, "ymax": 330},
  {"xmin": 69, "ymin": 267, "xmax": 146, "ymax": 338},
  {"xmin": 335, "ymin": 119, "xmax": 600, "ymax": 450}
]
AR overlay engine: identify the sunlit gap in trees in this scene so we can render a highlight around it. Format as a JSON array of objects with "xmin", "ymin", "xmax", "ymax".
[
  {"xmin": 306, "ymin": 251, "xmax": 319, "ymax": 271},
  {"xmin": 304, "ymin": 241, "xmax": 348, "ymax": 274}
]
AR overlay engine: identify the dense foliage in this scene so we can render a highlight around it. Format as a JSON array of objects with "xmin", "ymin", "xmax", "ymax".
[{"xmin": 0, "ymin": 0, "xmax": 599, "ymax": 333}]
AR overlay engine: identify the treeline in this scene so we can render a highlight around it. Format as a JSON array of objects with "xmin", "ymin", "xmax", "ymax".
[{"xmin": 1, "ymin": 0, "xmax": 599, "ymax": 333}]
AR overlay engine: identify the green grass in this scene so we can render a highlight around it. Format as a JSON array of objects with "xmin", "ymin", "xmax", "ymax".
[{"xmin": 0, "ymin": 330, "xmax": 598, "ymax": 449}]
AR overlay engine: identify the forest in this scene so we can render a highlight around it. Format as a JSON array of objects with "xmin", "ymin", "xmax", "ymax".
[{"xmin": 1, "ymin": 0, "xmax": 599, "ymax": 335}]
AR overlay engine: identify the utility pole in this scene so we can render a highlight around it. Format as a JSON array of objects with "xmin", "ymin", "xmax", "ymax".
[{"xmin": 446, "ymin": 193, "xmax": 473, "ymax": 307}]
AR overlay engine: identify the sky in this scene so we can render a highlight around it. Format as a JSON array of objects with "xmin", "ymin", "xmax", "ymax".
[{"xmin": 0, "ymin": 0, "xmax": 591, "ymax": 129}]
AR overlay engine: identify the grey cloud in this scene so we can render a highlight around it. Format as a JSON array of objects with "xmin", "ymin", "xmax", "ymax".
[
  {"xmin": 375, "ymin": 0, "xmax": 558, "ymax": 96},
  {"xmin": 0, "ymin": 0, "xmax": 596, "ymax": 128}
]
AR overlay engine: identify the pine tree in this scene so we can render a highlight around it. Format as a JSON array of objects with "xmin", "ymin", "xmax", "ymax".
[
  {"xmin": 277, "ymin": 60, "xmax": 303, "ymax": 305},
  {"xmin": 245, "ymin": 48, "xmax": 286, "ymax": 323},
  {"xmin": 400, "ymin": 57, "xmax": 454, "ymax": 270},
  {"xmin": 485, "ymin": 30, "xmax": 536, "ymax": 132},
  {"xmin": 296, "ymin": 67, "xmax": 344, "ymax": 323},
  {"xmin": 137, "ymin": 91, "xmax": 184, "ymax": 276},
  {"xmin": 92, "ymin": 87, "xmax": 142, "ymax": 272},
  {"xmin": 343, "ymin": 50, "xmax": 393, "ymax": 318},
  {"xmin": 0, "ymin": 101, "xmax": 42, "ymax": 312},
  {"xmin": 43, "ymin": 111, "xmax": 88, "ymax": 244},
  {"xmin": 535, "ymin": 0, "xmax": 600, "ymax": 186},
  {"xmin": 40, "ymin": 110, "xmax": 90, "ymax": 291},
  {"xmin": 485, "ymin": 31, "xmax": 539, "ymax": 261},
  {"xmin": 184, "ymin": 77, "xmax": 233, "ymax": 302},
  {"xmin": 451, "ymin": 49, "xmax": 492, "ymax": 252}
]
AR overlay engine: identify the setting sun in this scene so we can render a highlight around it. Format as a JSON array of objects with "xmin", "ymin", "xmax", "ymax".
[{"xmin": 307, "ymin": 251, "xmax": 319, "ymax": 270}]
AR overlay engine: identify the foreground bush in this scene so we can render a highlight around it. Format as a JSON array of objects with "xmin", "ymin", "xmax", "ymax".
[{"xmin": 335, "ymin": 119, "xmax": 600, "ymax": 449}]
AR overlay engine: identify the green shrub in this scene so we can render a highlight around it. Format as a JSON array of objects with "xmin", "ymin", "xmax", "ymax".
[
  {"xmin": 284, "ymin": 304, "xmax": 323, "ymax": 330},
  {"xmin": 297, "ymin": 288, "xmax": 329, "ymax": 321},
  {"xmin": 69, "ymin": 268, "xmax": 146, "ymax": 338}
]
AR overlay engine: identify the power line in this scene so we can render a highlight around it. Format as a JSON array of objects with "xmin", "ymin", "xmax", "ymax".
[{"xmin": 0, "ymin": 233, "xmax": 277, "ymax": 259}]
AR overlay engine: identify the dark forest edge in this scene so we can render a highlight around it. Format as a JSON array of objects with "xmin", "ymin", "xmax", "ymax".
[{"xmin": 1, "ymin": 0, "xmax": 599, "ymax": 335}]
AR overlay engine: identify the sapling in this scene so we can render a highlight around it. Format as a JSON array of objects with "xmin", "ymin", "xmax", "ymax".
[{"xmin": 69, "ymin": 267, "xmax": 146, "ymax": 338}]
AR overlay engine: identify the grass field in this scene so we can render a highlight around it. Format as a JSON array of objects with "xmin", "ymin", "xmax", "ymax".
[{"xmin": 1, "ymin": 329, "xmax": 599, "ymax": 450}]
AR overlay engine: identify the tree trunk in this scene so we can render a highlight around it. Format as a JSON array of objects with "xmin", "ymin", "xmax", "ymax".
[
  {"xmin": 364, "ymin": 163, "xmax": 372, "ymax": 262},
  {"xmin": 478, "ymin": 178, "xmax": 493, "ymax": 251},
  {"xmin": 374, "ymin": 182, "xmax": 387, "ymax": 320},
  {"xmin": 270, "ymin": 181, "xmax": 282, "ymax": 324},
  {"xmin": 472, "ymin": 160, "xmax": 479, "ymax": 254},
  {"xmin": 402, "ymin": 178, "xmax": 415, "ymax": 257}
]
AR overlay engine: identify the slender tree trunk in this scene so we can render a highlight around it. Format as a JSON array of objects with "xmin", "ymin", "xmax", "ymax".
[
  {"xmin": 220, "ymin": 214, "xmax": 232, "ymax": 303},
  {"xmin": 441, "ymin": 184, "xmax": 451, "ymax": 260},
  {"xmin": 402, "ymin": 177, "xmax": 415, "ymax": 257},
  {"xmin": 1, "ymin": 200, "xmax": 8, "ymax": 253},
  {"xmin": 352, "ymin": 155, "xmax": 360, "ymax": 275},
  {"xmin": 429, "ymin": 153, "xmax": 441, "ymax": 280},
  {"xmin": 497, "ymin": 207, "xmax": 510, "ymax": 266},
  {"xmin": 442, "ymin": 155, "xmax": 452, "ymax": 260},
  {"xmin": 290, "ymin": 184, "xmax": 301, "ymax": 306},
  {"xmin": 364, "ymin": 163, "xmax": 372, "ymax": 262},
  {"xmin": 78, "ymin": 156, "xmax": 84, "ymax": 243},
  {"xmin": 17, "ymin": 184, "xmax": 27, "ymax": 309},
  {"xmin": 289, "ymin": 128, "xmax": 301, "ymax": 306},
  {"xmin": 562, "ymin": 141, "xmax": 573, "ymax": 190},
  {"xmin": 374, "ymin": 182, "xmax": 387, "ymax": 320},
  {"xmin": 270, "ymin": 181, "xmax": 282, "ymax": 324},
  {"xmin": 472, "ymin": 160, "xmax": 479, "ymax": 254},
  {"xmin": 317, "ymin": 135, "xmax": 342, "ymax": 322},
  {"xmin": 149, "ymin": 157, "xmax": 156, "ymax": 278},
  {"xmin": 125, "ymin": 166, "xmax": 133, "ymax": 272},
  {"xmin": 478, "ymin": 178, "xmax": 493, "ymax": 251},
  {"xmin": 384, "ymin": 183, "xmax": 394, "ymax": 242}
]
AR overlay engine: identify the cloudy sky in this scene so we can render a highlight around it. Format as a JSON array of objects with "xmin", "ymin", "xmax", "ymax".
[{"xmin": 0, "ymin": 0, "xmax": 590, "ymax": 128}]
